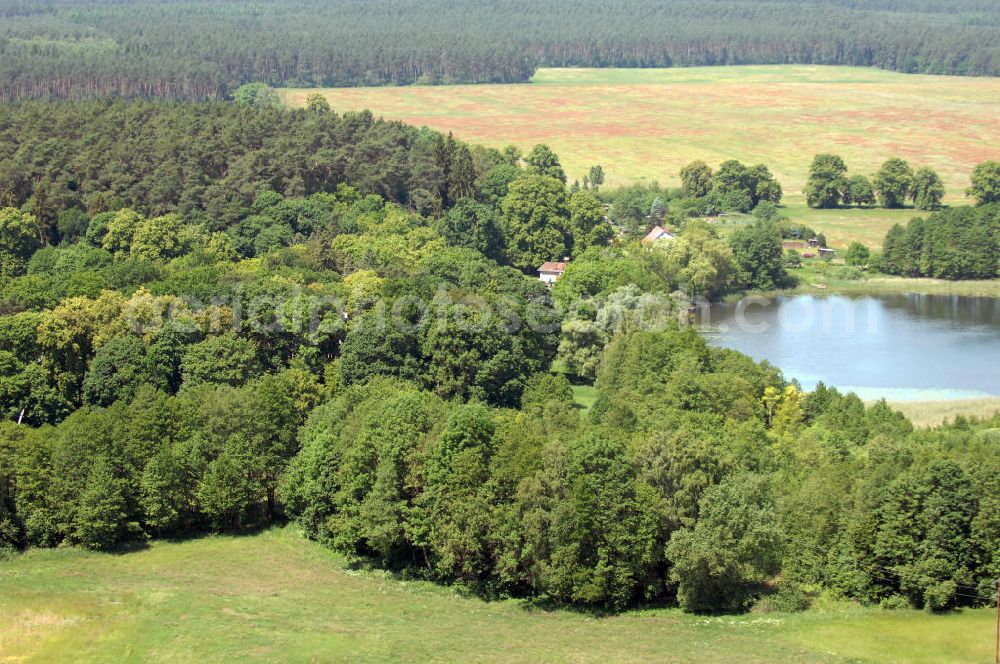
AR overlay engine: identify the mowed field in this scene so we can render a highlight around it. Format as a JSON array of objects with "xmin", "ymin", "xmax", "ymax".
[
  {"xmin": 1, "ymin": 527, "xmax": 995, "ymax": 663},
  {"xmin": 284, "ymin": 66, "xmax": 1000, "ymax": 248},
  {"xmin": 283, "ymin": 66, "xmax": 1000, "ymax": 199}
]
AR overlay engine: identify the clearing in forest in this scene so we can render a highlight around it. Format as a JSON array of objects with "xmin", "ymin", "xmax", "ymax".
[{"xmin": 0, "ymin": 526, "xmax": 994, "ymax": 662}]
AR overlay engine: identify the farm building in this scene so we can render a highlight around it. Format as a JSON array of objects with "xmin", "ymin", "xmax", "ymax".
[
  {"xmin": 641, "ymin": 225, "xmax": 676, "ymax": 245},
  {"xmin": 818, "ymin": 247, "xmax": 836, "ymax": 259},
  {"xmin": 538, "ymin": 261, "xmax": 567, "ymax": 287}
]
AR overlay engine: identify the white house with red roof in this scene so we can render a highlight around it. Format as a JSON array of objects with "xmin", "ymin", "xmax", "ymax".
[
  {"xmin": 537, "ymin": 261, "xmax": 567, "ymax": 288},
  {"xmin": 641, "ymin": 225, "xmax": 676, "ymax": 245}
]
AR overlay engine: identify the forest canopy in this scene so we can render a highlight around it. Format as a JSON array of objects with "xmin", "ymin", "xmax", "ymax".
[
  {"xmin": 2, "ymin": 0, "xmax": 1000, "ymax": 100},
  {"xmin": 0, "ymin": 99, "xmax": 997, "ymax": 619}
]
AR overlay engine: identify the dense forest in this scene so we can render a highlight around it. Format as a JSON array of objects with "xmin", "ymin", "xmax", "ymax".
[
  {"xmin": 3, "ymin": 0, "xmax": 1000, "ymax": 100},
  {"xmin": 0, "ymin": 98, "xmax": 492, "ymax": 237},
  {"xmin": 1, "ymin": 100, "xmax": 998, "ymax": 616},
  {"xmin": 879, "ymin": 205, "xmax": 1000, "ymax": 279}
]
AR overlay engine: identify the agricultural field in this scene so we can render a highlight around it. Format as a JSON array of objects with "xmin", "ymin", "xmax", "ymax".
[
  {"xmin": 1, "ymin": 526, "xmax": 994, "ymax": 663},
  {"xmin": 284, "ymin": 66, "xmax": 1000, "ymax": 248},
  {"xmin": 284, "ymin": 66, "xmax": 1000, "ymax": 199}
]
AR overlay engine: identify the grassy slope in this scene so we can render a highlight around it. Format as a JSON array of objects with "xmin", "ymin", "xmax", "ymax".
[
  {"xmin": 0, "ymin": 527, "xmax": 994, "ymax": 663},
  {"xmin": 283, "ymin": 65, "xmax": 1000, "ymax": 248}
]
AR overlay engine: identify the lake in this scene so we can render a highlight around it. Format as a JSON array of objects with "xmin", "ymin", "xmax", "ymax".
[{"xmin": 697, "ymin": 294, "xmax": 1000, "ymax": 401}]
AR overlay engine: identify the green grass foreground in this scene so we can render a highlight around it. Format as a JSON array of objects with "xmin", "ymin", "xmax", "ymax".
[{"xmin": 0, "ymin": 527, "xmax": 993, "ymax": 663}]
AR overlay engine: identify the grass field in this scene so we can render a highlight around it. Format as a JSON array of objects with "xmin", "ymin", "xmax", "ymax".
[
  {"xmin": 284, "ymin": 66, "xmax": 1000, "ymax": 202},
  {"xmin": 784, "ymin": 262, "xmax": 1000, "ymax": 298},
  {"xmin": 888, "ymin": 397, "xmax": 1000, "ymax": 428},
  {"xmin": 1, "ymin": 527, "xmax": 995, "ymax": 663}
]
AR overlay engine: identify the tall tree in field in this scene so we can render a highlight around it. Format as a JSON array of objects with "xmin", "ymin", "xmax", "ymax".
[
  {"xmin": 911, "ymin": 167, "xmax": 945, "ymax": 210},
  {"xmin": 804, "ymin": 154, "xmax": 848, "ymax": 208},
  {"xmin": 967, "ymin": 160, "xmax": 1000, "ymax": 205},
  {"xmin": 420, "ymin": 404, "xmax": 496, "ymax": 587},
  {"xmin": 710, "ymin": 161, "xmax": 782, "ymax": 212},
  {"xmin": 500, "ymin": 174, "xmax": 570, "ymax": 271},
  {"xmin": 712, "ymin": 160, "xmax": 752, "ymax": 211},
  {"xmin": 842, "ymin": 174, "xmax": 876, "ymax": 207},
  {"xmin": 747, "ymin": 164, "xmax": 783, "ymax": 206},
  {"xmin": 874, "ymin": 158, "xmax": 915, "ymax": 208},
  {"xmin": 588, "ymin": 165, "xmax": 605, "ymax": 191},
  {"xmin": 537, "ymin": 430, "xmax": 657, "ymax": 610},
  {"xmin": 680, "ymin": 161, "xmax": 713, "ymax": 198}
]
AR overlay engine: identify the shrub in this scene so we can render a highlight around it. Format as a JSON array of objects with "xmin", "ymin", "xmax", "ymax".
[
  {"xmin": 880, "ymin": 595, "xmax": 911, "ymax": 610},
  {"xmin": 829, "ymin": 266, "xmax": 863, "ymax": 281},
  {"xmin": 754, "ymin": 582, "xmax": 812, "ymax": 613}
]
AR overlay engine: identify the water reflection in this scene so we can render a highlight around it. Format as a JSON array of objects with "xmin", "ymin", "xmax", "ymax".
[{"xmin": 698, "ymin": 294, "xmax": 1000, "ymax": 401}]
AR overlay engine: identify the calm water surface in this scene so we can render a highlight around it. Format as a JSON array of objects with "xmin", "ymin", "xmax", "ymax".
[{"xmin": 698, "ymin": 294, "xmax": 1000, "ymax": 401}]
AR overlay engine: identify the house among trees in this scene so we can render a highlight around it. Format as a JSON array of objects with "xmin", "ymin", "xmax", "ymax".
[
  {"xmin": 641, "ymin": 225, "xmax": 676, "ymax": 245},
  {"xmin": 538, "ymin": 261, "xmax": 567, "ymax": 287}
]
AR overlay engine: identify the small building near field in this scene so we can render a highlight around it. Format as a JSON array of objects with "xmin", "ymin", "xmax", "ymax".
[
  {"xmin": 818, "ymin": 247, "xmax": 836, "ymax": 259},
  {"xmin": 538, "ymin": 261, "xmax": 567, "ymax": 287},
  {"xmin": 641, "ymin": 225, "xmax": 676, "ymax": 245}
]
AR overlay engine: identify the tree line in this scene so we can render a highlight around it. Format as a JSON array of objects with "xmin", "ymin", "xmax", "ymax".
[
  {"xmin": 879, "ymin": 204, "xmax": 999, "ymax": 279},
  {"xmin": 3, "ymin": 323, "xmax": 998, "ymax": 614},
  {"xmin": 2, "ymin": 0, "xmax": 1000, "ymax": 101},
  {"xmin": 805, "ymin": 155, "xmax": 947, "ymax": 210},
  {"xmin": 0, "ymin": 100, "xmax": 996, "ymax": 616},
  {"xmin": 872, "ymin": 160, "xmax": 1000, "ymax": 279},
  {"xmin": 0, "ymin": 97, "xmax": 495, "ymax": 239}
]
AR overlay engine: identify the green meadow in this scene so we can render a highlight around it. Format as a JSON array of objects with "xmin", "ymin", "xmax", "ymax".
[{"xmin": 1, "ymin": 526, "xmax": 994, "ymax": 663}]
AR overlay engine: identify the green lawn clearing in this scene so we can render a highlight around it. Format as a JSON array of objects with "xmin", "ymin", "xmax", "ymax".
[{"xmin": 1, "ymin": 526, "xmax": 994, "ymax": 663}]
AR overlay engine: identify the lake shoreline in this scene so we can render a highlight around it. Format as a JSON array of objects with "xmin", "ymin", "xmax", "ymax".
[
  {"xmin": 882, "ymin": 397, "xmax": 1000, "ymax": 428},
  {"xmin": 727, "ymin": 260, "xmax": 999, "ymax": 300},
  {"xmin": 700, "ymin": 293, "xmax": 1000, "ymax": 418},
  {"xmin": 721, "ymin": 276, "xmax": 1000, "ymax": 306},
  {"xmin": 780, "ymin": 275, "xmax": 1000, "ymax": 299}
]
